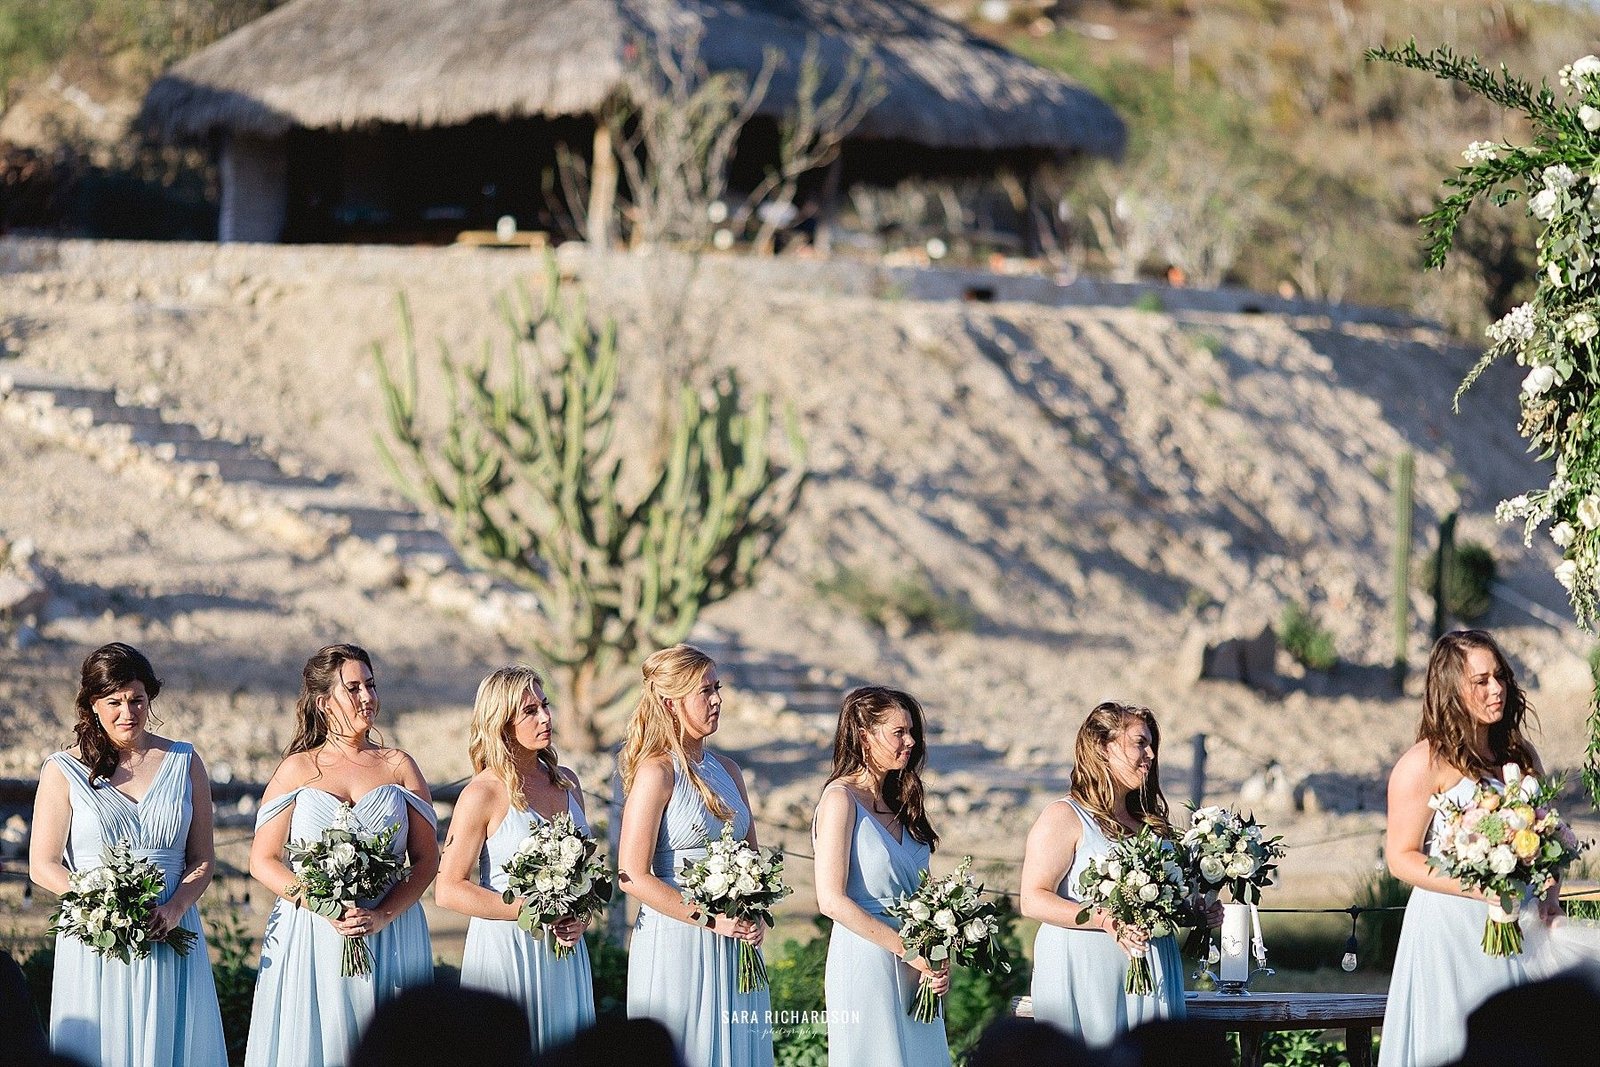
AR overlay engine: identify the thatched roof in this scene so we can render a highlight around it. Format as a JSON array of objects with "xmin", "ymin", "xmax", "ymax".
[{"xmin": 142, "ymin": 0, "xmax": 1124, "ymax": 158}]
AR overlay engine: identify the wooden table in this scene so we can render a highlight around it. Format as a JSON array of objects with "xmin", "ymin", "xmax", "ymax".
[{"xmin": 1012, "ymin": 991, "xmax": 1386, "ymax": 1067}]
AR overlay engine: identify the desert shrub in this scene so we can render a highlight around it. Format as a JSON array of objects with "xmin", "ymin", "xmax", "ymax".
[
  {"xmin": 584, "ymin": 928, "xmax": 630, "ymax": 1020},
  {"xmin": 770, "ymin": 918, "xmax": 830, "ymax": 1067},
  {"xmin": 815, "ymin": 568, "xmax": 975, "ymax": 634},
  {"xmin": 1277, "ymin": 602, "xmax": 1338, "ymax": 671},
  {"xmin": 1417, "ymin": 541, "xmax": 1496, "ymax": 622},
  {"xmin": 202, "ymin": 903, "xmax": 259, "ymax": 1066}
]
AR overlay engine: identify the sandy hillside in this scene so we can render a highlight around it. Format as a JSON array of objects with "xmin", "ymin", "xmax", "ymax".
[{"xmin": 0, "ymin": 238, "xmax": 1594, "ymax": 912}]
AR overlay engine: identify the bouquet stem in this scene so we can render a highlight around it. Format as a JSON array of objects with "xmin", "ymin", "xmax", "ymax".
[
  {"xmin": 737, "ymin": 941, "xmax": 768, "ymax": 994},
  {"xmin": 162, "ymin": 927, "xmax": 198, "ymax": 958},
  {"xmin": 907, "ymin": 976, "xmax": 943, "ymax": 1024},
  {"xmin": 1482, "ymin": 903, "xmax": 1524, "ymax": 957},
  {"xmin": 548, "ymin": 929, "xmax": 575, "ymax": 961},
  {"xmin": 342, "ymin": 934, "xmax": 374, "ymax": 978},
  {"xmin": 1125, "ymin": 954, "xmax": 1154, "ymax": 996}
]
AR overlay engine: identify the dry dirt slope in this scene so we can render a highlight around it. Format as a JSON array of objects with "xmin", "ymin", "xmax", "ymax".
[{"xmin": 0, "ymin": 239, "xmax": 1591, "ymax": 896}]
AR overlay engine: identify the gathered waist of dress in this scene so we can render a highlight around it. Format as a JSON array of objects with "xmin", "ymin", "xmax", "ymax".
[{"xmin": 651, "ymin": 845, "xmax": 711, "ymax": 885}]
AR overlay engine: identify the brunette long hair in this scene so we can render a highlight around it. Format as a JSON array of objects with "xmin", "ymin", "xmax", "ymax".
[
  {"xmin": 285, "ymin": 643, "xmax": 375, "ymax": 756},
  {"xmin": 468, "ymin": 665, "xmax": 568, "ymax": 809},
  {"xmin": 1420, "ymin": 630, "xmax": 1535, "ymax": 780},
  {"xmin": 1069, "ymin": 701, "xmax": 1172, "ymax": 839},
  {"xmin": 618, "ymin": 644, "xmax": 732, "ymax": 821},
  {"xmin": 826, "ymin": 686, "xmax": 938, "ymax": 850},
  {"xmin": 74, "ymin": 642, "xmax": 162, "ymax": 785}
]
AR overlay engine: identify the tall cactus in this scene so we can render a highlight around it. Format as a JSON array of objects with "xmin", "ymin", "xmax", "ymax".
[
  {"xmin": 1391, "ymin": 449, "xmax": 1415, "ymax": 691},
  {"xmin": 373, "ymin": 258, "xmax": 807, "ymax": 748}
]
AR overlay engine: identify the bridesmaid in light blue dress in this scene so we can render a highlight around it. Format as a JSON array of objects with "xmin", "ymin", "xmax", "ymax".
[
  {"xmin": 28, "ymin": 643, "xmax": 227, "ymax": 1067},
  {"xmin": 619, "ymin": 644, "xmax": 774, "ymax": 1067},
  {"xmin": 813, "ymin": 686, "xmax": 949, "ymax": 1067},
  {"xmin": 1020, "ymin": 702, "xmax": 1192, "ymax": 1046},
  {"xmin": 1380, "ymin": 630, "xmax": 1555, "ymax": 1067},
  {"xmin": 437, "ymin": 665, "xmax": 595, "ymax": 1051},
  {"xmin": 245, "ymin": 643, "xmax": 440, "ymax": 1067}
]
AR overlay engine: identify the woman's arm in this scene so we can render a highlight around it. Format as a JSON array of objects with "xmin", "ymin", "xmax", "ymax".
[
  {"xmin": 1385, "ymin": 742, "xmax": 1479, "ymax": 897},
  {"xmin": 434, "ymin": 777, "xmax": 518, "ymax": 921},
  {"xmin": 1019, "ymin": 800, "xmax": 1107, "ymax": 931},
  {"xmin": 27, "ymin": 761, "xmax": 73, "ymax": 898},
  {"xmin": 150, "ymin": 752, "xmax": 216, "ymax": 938},
  {"xmin": 248, "ymin": 756, "xmax": 307, "ymax": 906}
]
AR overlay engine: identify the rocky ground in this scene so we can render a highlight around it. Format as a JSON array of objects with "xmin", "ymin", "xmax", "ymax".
[{"xmin": 1, "ymin": 239, "xmax": 1596, "ymax": 950}]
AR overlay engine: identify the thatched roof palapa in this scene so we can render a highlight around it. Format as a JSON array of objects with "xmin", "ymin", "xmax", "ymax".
[{"xmin": 142, "ymin": 0, "xmax": 1125, "ymax": 159}]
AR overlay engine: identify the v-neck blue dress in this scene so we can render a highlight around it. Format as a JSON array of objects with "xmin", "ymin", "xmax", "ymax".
[
  {"xmin": 45, "ymin": 743, "xmax": 227, "ymax": 1067},
  {"xmin": 823, "ymin": 792, "xmax": 950, "ymax": 1067},
  {"xmin": 459, "ymin": 789, "xmax": 596, "ymax": 1052},
  {"xmin": 626, "ymin": 751, "xmax": 774, "ymax": 1067},
  {"xmin": 244, "ymin": 783, "xmax": 436, "ymax": 1067}
]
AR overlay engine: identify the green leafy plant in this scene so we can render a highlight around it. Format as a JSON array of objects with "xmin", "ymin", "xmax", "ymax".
[
  {"xmin": 1277, "ymin": 602, "xmax": 1338, "ymax": 671},
  {"xmin": 814, "ymin": 567, "xmax": 975, "ymax": 634},
  {"xmin": 1418, "ymin": 540, "xmax": 1497, "ymax": 621},
  {"xmin": 202, "ymin": 902, "xmax": 259, "ymax": 1066},
  {"xmin": 769, "ymin": 919, "xmax": 830, "ymax": 1067},
  {"xmin": 583, "ymin": 929, "xmax": 630, "ymax": 1019}
]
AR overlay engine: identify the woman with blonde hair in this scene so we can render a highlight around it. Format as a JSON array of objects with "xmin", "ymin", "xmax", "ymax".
[
  {"xmin": 813, "ymin": 686, "xmax": 949, "ymax": 1067},
  {"xmin": 619, "ymin": 644, "xmax": 772, "ymax": 1067},
  {"xmin": 244, "ymin": 644, "xmax": 439, "ymax": 1067},
  {"xmin": 436, "ymin": 665, "xmax": 595, "ymax": 1052},
  {"xmin": 1379, "ymin": 630, "xmax": 1558, "ymax": 1067},
  {"xmin": 1020, "ymin": 701, "xmax": 1192, "ymax": 1045}
]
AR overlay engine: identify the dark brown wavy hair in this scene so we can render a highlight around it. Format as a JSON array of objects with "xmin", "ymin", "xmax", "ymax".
[
  {"xmin": 826, "ymin": 686, "xmax": 938, "ymax": 851},
  {"xmin": 286, "ymin": 644, "xmax": 376, "ymax": 756},
  {"xmin": 1420, "ymin": 630, "xmax": 1535, "ymax": 780},
  {"xmin": 74, "ymin": 642, "xmax": 162, "ymax": 786},
  {"xmin": 1069, "ymin": 701, "xmax": 1172, "ymax": 840}
]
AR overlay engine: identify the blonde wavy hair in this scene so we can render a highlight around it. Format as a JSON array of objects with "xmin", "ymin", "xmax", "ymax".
[
  {"xmin": 1069, "ymin": 701, "xmax": 1172, "ymax": 840},
  {"xmin": 618, "ymin": 644, "xmax": 733, "ymax": 821},
  {"xmin": 468, "ymin": 665, "xmax": 568, "ymax": 811}
]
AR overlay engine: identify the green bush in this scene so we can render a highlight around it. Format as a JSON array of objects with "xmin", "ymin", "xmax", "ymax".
[
  {"xmin": 1418, "ymin": 541, "xmax": 1496, "ymax": 622},
  {"xmin": 1254, "ymin": 1029, "xmax": 1358, "ymax": 1067},
  {"xmin": 769, "ymin": 918, "xmax": 830, "ymax": 1067},
  {"xmin": 584, "ymin": 927, "xmax": 630, "ymax": 1019},
  {"xmin": 1277, "ymin": 602, "xmax": 1338, "ymax": 671},
  {"xmin": 201, "ymin": 904, "xmax": 259, "ymax": 1067},
  {"xmin": 815, "ymin": 568, "xmax": 976, "ymax": 634}
]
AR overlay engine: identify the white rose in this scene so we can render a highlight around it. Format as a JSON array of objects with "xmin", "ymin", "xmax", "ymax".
[
  {"xmin": 1522, "ymin": 365, "xmax": 1557, "ymax": 398},
  {"xmin": 1579, "ymin": 497, "xmax": 1600, "ymax": 532},
  {"xmin": 734, "ymin": 874, "xmax": 759, "ymax": 897},
  {"xmin": 1105, "ymin": 860, "xmax": 1123, "ymax": 880},
  {"xmin": 703, "ymin": 872, "xmax": 730, "ymax": 898},
  {"xmin": 1199, "ymin": 856, "xmax": 1226, "ymax": 883},
  {"xmin": 934, "ymin": 909, "xmax": 957, "ymax": 932},
  {"xmin": 910, "ymin": 900, "xmax": 931, "ymax": 921},
  {"xmin": 1225, "ymin": 855, "xmax": 1258, "ymax": 879},
  {"xmin": 1531, "ymin": 188, "xmax": 1560, "ymax": 221},
  {"xmin": 1138, "ymin": 883, "xmax": 1161, "ymax": 902},
  {"xmin": 706, "ymin": 856, "xmax": 728, "ymax": 876},
  {"xmin": 1099, "ymin": 879, "xmax": 1118, "ymax": 898},
  {"xmin": 964, "ymin": 918, "xmax": 989, "ymax": 942},
  {"xmin": 1575, "ymin": 55, "xmax": 1600, "ymax": 80},
  {"xmin": 1556, "ymin": 558, "xmax": 1580, "ymax": 591},
  {"xmin": 1584, "ymin": 105, "xmax": 1600, "ymax": 132},
  {"xmin": 1553, "ymin": 522, "xmax": 1577, "ymax": 548},
  {"xmin": 1488, "ymin": 846, "xmax": 1518, "ymax": 875},
  {"xmin": 560, "ymin": 837, "xmax": 584, "ymax": 860},
  {"xmin": 1568, "ymin": 311, "xmax": 1600, "ymax": 343}
]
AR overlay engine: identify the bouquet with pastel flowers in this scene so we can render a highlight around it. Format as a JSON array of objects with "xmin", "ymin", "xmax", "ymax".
[
  {"xmin": 1179, "ymin": 806, "xmax": 1286, "ymax": 957},
  {"xmin": 1075, "ymin": 828, "xmax": 1193, "ymax": 995},
  {"xmin": 50, "ymin": 839, "xmax": 198, "ymax": 963},
  {"xmin": 1428, "ymin": 763, "xmax": 1586, "ymax": 956},
  {"xmin": 887, "ymin": 856, "xmax": 1012, "ymax": 1023},
  {"xmin": 283, "ymin": 804, "xmax": 410, "ymax": 977},
  {"xmin": 677, "ymin": 824, "xmax": 792, "ymax": 993},
  {"xmin": 501, "ymin": 810, "xmax": 614, "ymax": 959}
]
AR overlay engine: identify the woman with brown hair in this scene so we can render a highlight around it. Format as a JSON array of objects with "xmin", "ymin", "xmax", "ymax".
[
  {"xmin": 244, "ymin": 643, "xmax": 439, "ymax": 1067},
  {"xmin": 29, "ymin": 642, "xmax": 226, "ymax": 1066},
  {"xmin": 1379, "ymin": 630, "xmax": 1558, "ymax": 1067},
  {"xmin": 813, "ymin": 685, "xmax": 949, "ymax": 1067},
  {"xmin": 618, "ymin": 643, "xmax": 772, "ymax": 1067},
  {"xmin": 1019, "ymin": 701, "xmax": 1188, "ymax": 1045},
  {"xmin": 436, "ymin": 664, "xmax": 595, "ymax": 1052}
]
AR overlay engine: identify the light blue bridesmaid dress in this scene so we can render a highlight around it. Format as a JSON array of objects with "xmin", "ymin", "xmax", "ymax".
[
  {"xmin": 1030, "ymin": 798, "xmax": 1185, "ymax": 1046},
  {"xmin": 244, "ymin": 783, "xmax": 436, "ymax": 1067},
  {"xmin": 823, "ymin": 792, "xmax": 950, "ymax": 1067},
  {"xmin": 626, "ymin": 751, "xmax": 774, "ymax": 1067},
  {"xmin": 46, "ymin": 743, "xmax": 228, "ymax": 1067},
  {"xmin": 459, "ymin": 789, "xmax": 597, "ymax": 1052},
  {"xmin": 1379, "ymin": 776, "xmax": 1532, "ymax": 1067}
]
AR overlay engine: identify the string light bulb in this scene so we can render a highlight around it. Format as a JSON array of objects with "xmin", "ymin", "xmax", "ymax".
[{"xmin": 1342, "ymin": 905, "xmax": 1360, "ymax": 972}]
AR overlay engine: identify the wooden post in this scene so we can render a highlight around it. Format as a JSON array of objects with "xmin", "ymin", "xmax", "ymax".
[
  {"xmin": 587, "ymin": 121, "xmax": 618, "ymax": 250},
  {"xmin": 1431, "ymin": 511, "xmax": 1457, "ymax": 641},
  {"xmin": 813, "ymin": 155, "xmax": 844, "ymax": 257},
  {"xmin": 1190, "ymin": 732, "xmax": 1208, "ymax": 810}
]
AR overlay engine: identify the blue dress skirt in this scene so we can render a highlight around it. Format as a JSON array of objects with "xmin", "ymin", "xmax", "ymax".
[
  {"xmin": 45, "ymin": 744, "xmax": 228, "ymax": 1067},
  {"xmin": 626, "ymin": 752, "xmax": 774, "ymax": 1067},
  {"xmin": 459, "ymin": 790, "xmax": 596, "ymax": 1052},
  {"xmin": 244, "ymin": 784, "xmax": 436, "ymax": 1067}
]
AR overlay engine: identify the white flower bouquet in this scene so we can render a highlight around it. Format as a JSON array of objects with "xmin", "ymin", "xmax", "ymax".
[
  {"xmin": 1369, "ymin": 43, "xmax": 1600, "ymax": 801},
  {"xmin": 1179, "ymin": 806, "xmax": 1286, "ymax": 958},
  {"xmin": 500, "ymin": 811, "xmax": 614, "ymax": 959},
  {"xmin": 677, "ymin": 824, "xmax": 792, "ymax": 993},
  {"xmin": 886, "ymin": 856, "xmax": 1012, "ymax": 1023},
  {"xmin": 1075, "ymin": 828, "xmax": 1193, "ymax": 995},
  {"xmin": 1428, "ymin": 763, "xmax": 1586, "ymax": 956},
  {"xmin": 49, "ymin": 839, "xmax": 198, "ymax": 963},
  {"xmin": 283, "ymin": 804, "xmax": 410, "ymax": 977}
]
